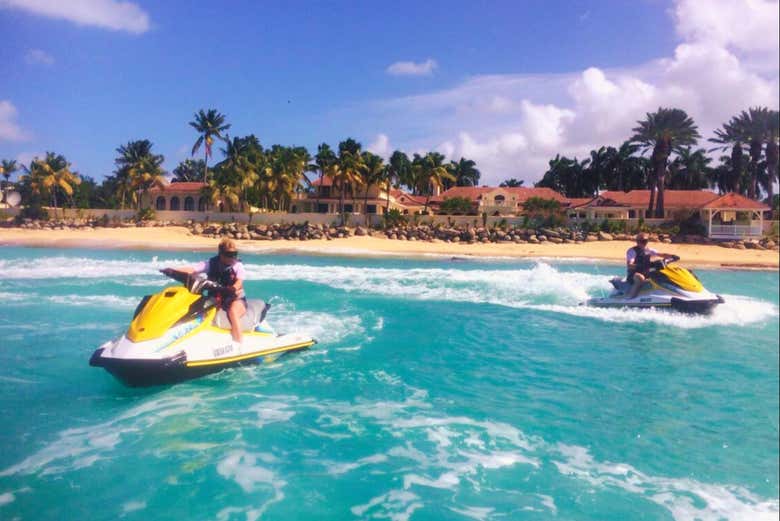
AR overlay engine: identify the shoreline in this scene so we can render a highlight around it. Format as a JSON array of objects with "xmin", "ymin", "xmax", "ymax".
[{"xmin": 1, "ymin": 227, "xmax": 778, "ymax": 270}]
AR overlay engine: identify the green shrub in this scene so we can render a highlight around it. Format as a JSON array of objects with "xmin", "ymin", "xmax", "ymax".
[
  {"xmin": 18, "ymin": 204, "xmax": 49, "ymax": 221},
  {"xmin": 136, "ymin": 207, "xmax": 156, "ymax": 221},
  {"xmin": 383, "ymin": 208, "xmax": 407, "ymax": 228},
  {"xmin": 439, "ymin": 196, "xmax": 473, "ymax": 215}
]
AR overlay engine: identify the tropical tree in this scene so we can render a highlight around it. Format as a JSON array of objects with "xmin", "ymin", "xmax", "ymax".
[
  {"xmin": 265, "ymin": 145, "xmax": 310, "ymax": 211},
  {"xmin": 360, "ymin": 151, "xmax": 385, "ymax": 225},
  {"xmin": 631, "ymin": 107, "xmax": 700, "ymax": 217},
  {"xmin": 413, "ymin": 152, "xmax": 455, "ymax": 213},
  {"xmin": 729, "ymin": 107, "xmax": 773, "ymax": 199},
  {"xmin": 217, "ymin": 136, "xmax": 260, "ymax": 211},
  {"xmin": 172, "ymin": 159, "xmax": 208, "ymax": 182},
  {"xmin": 189, "ymin": 109, "xmax": 230, "ymax": 182},
  {"xmin": 312, "ymin": 143, "xmax": 336, "ymax": 212},
  {"xmin": 386, "ymin": 151, "xmax": 411, "ymax": 211},
  {"xmin": 536, "ymin": 155, "xmax": 596, "ymax": 198},
  {"xmin": 446, "ymin": 157, "xmax": 480, "ymax": 188},
  {"xmin": 667, "ymin": 148, "xmax": 712, "ymax": 190},
  {"xmin": 500, "ymin": 178, "xmax": 524, "ymax": 187},
  {"xmin": 114, "ymin": 140, "xmax": 165, "ymax": 210},
  {"xmin": 765, "ymin": 110, "xmax": 779, "ymax": 208},
  {"xmin": 1, "ymin": 159, "xmax": 18, "ymax": 202},
  {"xmin": 24, "ymin": 152, "xmax": 81, "ymax": 216},
  {"xmin": 335, "ymin": 139, "xmax": 366, "ymax": 224}
]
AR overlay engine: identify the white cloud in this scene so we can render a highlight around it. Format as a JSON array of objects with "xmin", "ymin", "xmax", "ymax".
[
  {"xmin": 0, "ymin": 100, "xmax": 30, "ymax": 142},
  {"xmin": 360, "ymin": 0, "xmax": 779, "ymax": 185},
  {"xmin": 25, "ymin": 48, "xmax": 54, "ymax": 65},
  {"xmin": 0, "ymin": 0, "xmax": 151, "ymax": 34},
  {"xmin": 367, "ymin": 133, "xmax": 391, "ymax": 158},
  {"xmin": 386, "ymin": 59, "xmax": 437, "ymax": 76}
]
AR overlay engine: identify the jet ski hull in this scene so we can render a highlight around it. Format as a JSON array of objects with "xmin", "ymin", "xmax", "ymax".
[{"xmin": 90, "ymin": 338, "xmax": 315, "ymax": 387}]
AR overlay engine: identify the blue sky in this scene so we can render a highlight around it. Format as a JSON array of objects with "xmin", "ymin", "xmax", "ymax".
[{"xmin": 0, "ymin": 0, "xmax": 777, "ymax": 184}]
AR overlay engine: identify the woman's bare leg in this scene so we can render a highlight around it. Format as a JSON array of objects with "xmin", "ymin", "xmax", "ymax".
[{"xmin": 228, "ymin": 299, "xmax": 247, "ymax": 343}]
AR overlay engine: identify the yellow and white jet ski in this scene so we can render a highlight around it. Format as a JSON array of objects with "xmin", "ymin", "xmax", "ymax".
[
  {"xmin": 89, "ymin": 271, "xmax": 316, "ymax": 386},
  {"xmin": 585, "ymin": 256, "xmax": 724, "ymax": 314}
]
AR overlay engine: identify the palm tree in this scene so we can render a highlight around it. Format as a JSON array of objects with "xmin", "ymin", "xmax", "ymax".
[
  {"xmin": 765, "ymin": 110, "xmax": 779, "ymax": 209},
  {"xmin": 386, "ymin": 151, "xmax": 411, "ymax": 210},
  {"xmin": 730, "ymin": 107, "xmax": 773, "ymax": 199},
  {"xmin": 312, "ymin": 143, "xmax": 336, "ymax": 213},
  {"xmin": 446, "ymin": 157, "xmax": 480, "ymax": 188},
  {"xmin": 536, "ymin": 155, "xmax": 595, "ymax": 197},
  {"xmin": 218, "ymin": 136, "xmax": 259, "ymax": 211},
  {"xmin": 25, "ymin": 153, "xmax": 81, "ymax": 216},
  {"xmin": 631, "ymin": 107, "xmax": 700, "ymax": 217},
  {"xmin": 709, "ymin": 121, "xmax": 747, "ymax": 194},
  {"xmin": 189, "ymin": 109, "xmax": 231, "ymax": 183},
  {"xmin": 172, "ymin": 159, "xmax": 207, "ymax": 182},
  {"xmin": 499, "ymin": 178, "xmax": 524, "ymax": 187},
  {"xmin": 1, "ymin": 159, "xmax": 18, "ymax": 202},
  {"xmin": 414, "ymin": 152, "xmax": 455, "ymax": 213},
  {"xmin": 114, "ymin": 140, "xmax": 165, "ymax": 210},
  {"xmin": 668, "ymin": 148, "xmax": 711, "ymax": 189},
  {"xmin": 336, "ymin": 139, "xmax": 365, "ymax": 225},
  {"xmin": 360, "ymin": 151, "xmax": 385, "ymax": 225}
]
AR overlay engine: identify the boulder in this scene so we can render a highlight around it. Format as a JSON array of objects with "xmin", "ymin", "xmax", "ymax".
[{"xmin": 597, "ymin": 231, "xmax": 613, "ymax": 241}]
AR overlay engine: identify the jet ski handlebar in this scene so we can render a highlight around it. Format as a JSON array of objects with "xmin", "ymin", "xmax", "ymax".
[
  {"xmin": 651, "ymin": 255, "xmax": 681, "ymax": 270},
  {"xmin": 159, "ymin": 269, "xmax": 234, "ymax": 296}
]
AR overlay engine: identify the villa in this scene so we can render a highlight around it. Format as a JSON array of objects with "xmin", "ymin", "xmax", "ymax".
[
  {"xmin": 144, "ymin": 182, "xmax": 210, "ymax": 211},
  {"xmin": 292, "ymin": 176, "xmax": 428, "ymax": 215},
  {"xmin": 430, "ymin": 186, "xmax": 572, "ymax": 215},
  {"xmin": 567, "ymin": 190, "xmax": 770, "ymax": 239}
]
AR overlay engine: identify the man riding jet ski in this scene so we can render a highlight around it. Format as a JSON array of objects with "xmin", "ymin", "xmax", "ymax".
[
  {"xmin": 89, "ymin": 241, "xmax": 316, "ymax": 386},
  {"xmin": 585, "ymin": 233, "xmax": 724, "ymax": 314}
]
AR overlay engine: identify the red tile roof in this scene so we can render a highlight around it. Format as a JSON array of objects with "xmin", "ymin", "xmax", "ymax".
[
  {"xmin": 431, "ymin": 186, "xmax": 569, "ymax": 204},
  {"xmin": 311, "ymin": 176, "xmax": 334, "ymax": 187},
  {"xmin": 567, "ymin": 197, "xmax": 596, "ymax": 208},
  {"xmin": 702, "ymin": 192, "xmax": 770, "ymax": 210},
  {"xmin": 149, "ymin": 181, "xmax": 207, "ymax": 193},
  {"xmin": 390, "ymin": 189, "xmax": 426, "ymax": 207},
  {"xmin": 591, "ymin": 190, "xmax": 720, "ymax": 208}
]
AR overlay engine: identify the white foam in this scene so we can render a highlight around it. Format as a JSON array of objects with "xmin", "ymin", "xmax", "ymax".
[
  {"xmin": 216, "ymin": 450, "xmax": 286, "ymax": 521},
  {"xmin": 325, "ymin": 454, "xmax": 388, "ymax": 475},
  {"xmin": 121, "ymin": 500, "xmax": 146, "ymax": 514},
  {"xmin": 47, "ymin": 294, "xmax": 137, "ymax": 309},
  {"xmin": 553, "ymin": 443, "xmax": 780, "ymax": 521},
  {"xmin": 448, "ymin": 506, "xmax": 495, "ymax": 520},
  {"xmin": 0, "ymin": 492, "xmax": 14, "ymax": 507},
  {"xmin": 0, "ymin": 256, "xmax": 193, "ymax": 280}
]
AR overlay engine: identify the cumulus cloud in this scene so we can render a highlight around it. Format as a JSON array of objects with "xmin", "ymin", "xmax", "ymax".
[
  {"xmin": 361, "ymin": 0, "xmax": 779, "ymax": 185},
  {"xmin": 0, "ymin": 100, "xmax": 30, "ymax": 142},
  {"xmin": 24, "ymin": 48, "xmax": 54, "ymax": 65},
  {"xmin": 386, "ymin": 59, "xmax": 437, "ymax": 76},
  {"xmin": 367, "ymin": 133, "xmax": 391, "ymax": 158},
  {"xmin": 0, "ymin": 0, "xmax": 151, "ymax": 34}
]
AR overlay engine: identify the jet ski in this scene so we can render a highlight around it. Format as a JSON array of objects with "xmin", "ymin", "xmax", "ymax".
[
  {"xmin": 585, "ymin": 256, "xmax": 724, "ymax": 314},
  {"xmin": 90, "ymin": 270, "xmax": 316, "ymax": 386}
]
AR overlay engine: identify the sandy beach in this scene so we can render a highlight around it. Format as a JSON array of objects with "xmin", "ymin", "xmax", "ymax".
[{"xmin": 1, "ymin": 226, "xmax": 777, "ymax": 269}]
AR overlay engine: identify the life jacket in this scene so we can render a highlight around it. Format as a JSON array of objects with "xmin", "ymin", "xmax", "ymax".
[
  {"xmin": 628, "ymin": 246, "xmax": 651, "ymax": 277},
  {"xmin": 207, "ymin": 255, "xmax": 238, "ymax": 287}
]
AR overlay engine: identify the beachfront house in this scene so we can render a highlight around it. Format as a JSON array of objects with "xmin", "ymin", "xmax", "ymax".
[
  {"xmin": 429, "ymin": 186, "xmax": 571, "ymax": 215},
  {"xmin": 567, "ymin": 190, "xmax": 770, "ymax": 239},
  {"xmin": 143, "ymin": 182, "xmax": 210, "ymax": 212},
  {"xmin": 293, "ymin": 176, "xmax": 427, "ymax": 215}
]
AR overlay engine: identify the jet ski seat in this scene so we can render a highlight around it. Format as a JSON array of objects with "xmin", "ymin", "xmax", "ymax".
[{"xmin": 213, "ymin": 300, "xmax": 270, "ymax": 331}]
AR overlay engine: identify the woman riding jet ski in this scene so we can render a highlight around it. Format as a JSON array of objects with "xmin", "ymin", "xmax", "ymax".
[
  {"xmin": 89, "ymin": 242, "xmax": 316, "ymax": 386},
  {"xmin": 585, "ymin": 233, "xmax": 724, "ymax": 314}
]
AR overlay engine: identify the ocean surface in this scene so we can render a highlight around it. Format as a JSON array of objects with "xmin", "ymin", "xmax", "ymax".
[{"xmin": 0, "ymin": 246, "xmax": 777, "ymax": 521}]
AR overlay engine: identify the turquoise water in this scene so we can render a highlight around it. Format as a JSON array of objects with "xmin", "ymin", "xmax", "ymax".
[{"xmin": 0, "ymin": 246, "xmax": 777, "ymax": 520}]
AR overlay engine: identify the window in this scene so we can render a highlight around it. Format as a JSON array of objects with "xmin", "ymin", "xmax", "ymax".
[
  {"xmin": 367, "ymin": 205, "xmax": 377, "ymax": 214},
  {"xmin": 320, "ymin": 186, "xmax": 331, "ymax": 197},
  {"xmin": 344, "ymin": 204, "xmax": 353, "ymax": 213},
  {"xmin": 184, "ymin": 196, "xmax": 194, "ymax": 211},
  {"xmin": 197, "ymin": 197, "xmax": 207, "ymax": 211},
  {"xmin": 155, "ymin": 196, "xmax": 166, "ymax": 211},
  {"xmin": 628, "ymin": 210, "xmax": 636, "ymax": 218},
  {"xmin": 317, "ymin": 203, "xmax": 328, "ymax": 214},
  {"xmin": 170, "ymin": 196, "xmax": 180, "ymax": 211},
  {"xmin": 494, "ymin": 195, "xmax": 506, "ymax": 206}
]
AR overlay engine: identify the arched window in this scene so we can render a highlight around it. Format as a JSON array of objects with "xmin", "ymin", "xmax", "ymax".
[
  {"xmin": 184, "ymin": 196, "xmax": 194, "ymax": 211},
  {"xmin": 170, "ymin": 196, "xmax": 180, "ymax": 211},
  {"xmin": 155, "ymin": 196, "xmax": 166, "ymax": 211},
  {"xmin": 198, "ymin": 197, "xmax": 207, "ymax": 211},
  {"xmin": 494, "ymin": 195, "xmax": 506, "ymax": 206}
]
